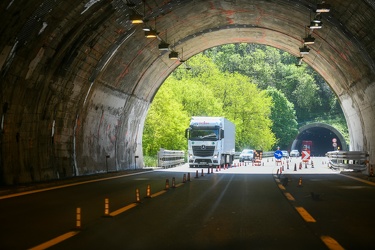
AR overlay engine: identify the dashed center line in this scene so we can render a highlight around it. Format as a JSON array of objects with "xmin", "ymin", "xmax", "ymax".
[{"xmin": 295, "ymin": 206, "xmax": 316, "ymax": 222}]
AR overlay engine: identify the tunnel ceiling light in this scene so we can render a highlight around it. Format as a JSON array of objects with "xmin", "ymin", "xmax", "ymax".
[
  {"xmin": 129, "ymin": 11, "xmax": 143, "ymax": 24},
  {"xmin": 158, "ymin": 41, "xmax": 170, "ymax": 50},
  {"xmin": 299, "ymin": 46, "xmax": 310, "ymax": 55},
  {"xmin": 145, "ymin": 29, "xmax": 157, "ymax": 38},
  {"xmin": 142, "ymin": 25, "xmax": 151, "ymax": 31},
  {"xmin": 312, "ymin": 16, "xmax": 322, "ymax": 23},
  {"xmin": 316, "ymin": 3, "xmax": 331, "ymax": 13},
  {"xmin": 169, "ymin": 51, "xmax": 179, "ymax": 60},
  {"xmin": 303, "ymin": 35, "xmax": 315, "ymax": 45},
  {"xmin": 308, "ymin": 21, "xmax": 322, "ymax": 29}
]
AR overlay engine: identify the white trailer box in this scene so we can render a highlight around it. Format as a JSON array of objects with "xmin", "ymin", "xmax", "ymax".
[{"xmin": 185, "ymin": 117, "xmax": 235, "ymax": 168}]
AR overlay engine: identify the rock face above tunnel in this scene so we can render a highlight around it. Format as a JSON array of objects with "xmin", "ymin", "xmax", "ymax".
[{"xmin": 0, "ymin": 0, "xmax": 374, "ymax": 184}]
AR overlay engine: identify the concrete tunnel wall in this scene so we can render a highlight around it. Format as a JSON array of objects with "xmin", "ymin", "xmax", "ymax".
[{"xmin": 0, "ymin": 0, "xmax": 374, "ymax": 184}]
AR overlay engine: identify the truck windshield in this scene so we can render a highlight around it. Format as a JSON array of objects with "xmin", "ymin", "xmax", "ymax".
[{"xmin": 189, "ymin": 129, "xmax": 219, "ymax": 140}]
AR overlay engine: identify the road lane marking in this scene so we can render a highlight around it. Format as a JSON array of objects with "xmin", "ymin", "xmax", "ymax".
[
  {"xmin": 151, "ymin": 190, "xmax": 167, "ymax": 198},
  {"xmin": 277, "ymin": 183, "xmax": 286, "ymax": 190},
  {"xmin": 28, "ymin": 231, "xmax": 79, "ymax": 250},
  {"xmin": 175, "ymin": 183, "xmax": 184, "ymax": 188},
  {"xmin": 341, "ymin": 174, "xmax": 375, "ymax": 186},
  {"xmin": 110, "ymin": 203, "xmax": 138, "ymax": 216},
  {"xmin": 320, "ymin": 235, "xmax": 345, "ymax": 250},
  {"xmin": 295, "ymin": 207, "xmax": 316, "ymax": 222},
  {"xmin": 284, "ymin": 192, "xmax": 295, "ymax": 201},
  {"xmin": 0, "ymin": 172, "xmax": 149, "ymax": 200}
]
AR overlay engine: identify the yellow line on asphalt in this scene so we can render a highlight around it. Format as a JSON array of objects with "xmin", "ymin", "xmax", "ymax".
[
  {"xmin": 320, "ymin": 235, "xmax": 345, "ymax": 250},
  {"xmin": 110, "ymin": 203, "xmax": 138, "ymax": 216},
  {"xmin": 295, "ymin": 206, "xmax": 316, "ymax": 222},
  {"xmin": 284, "ymin": 192, "xmax": 295, "ymax": 201},
  {"xmin": 0, "ymin": 172, "xmax": 148, "ymax": 200},
  {"xmin": 151, "ymin": 190, "xmax": 167, "ymax": 198},
  {"xmin": 278, "ymin": 183, "xmax": 286, "ymax": 190},
  {"xmin": 28, "ymin": 231, "xmax": 80, "ymax": 250},
  {"xmin": 175, "ymin": 183, "xmax": 184, "ymax": 188},
  {"xmin": 341, "ymin": 174, "xmax": 375, "ymax": 186}
]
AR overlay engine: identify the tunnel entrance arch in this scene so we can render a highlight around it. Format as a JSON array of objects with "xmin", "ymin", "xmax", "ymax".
[
  {"xmin": 291, "ymin": 123, "xmax": 348, "ymax": 156},
  {"xmin": 0, "ymin": 0, "xmax": 374, "ymax": 184}
]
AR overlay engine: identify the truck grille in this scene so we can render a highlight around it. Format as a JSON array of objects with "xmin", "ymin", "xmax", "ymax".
[{"xmin": 192, "ymin": 146, "xmax": 215, "ymax": 157}]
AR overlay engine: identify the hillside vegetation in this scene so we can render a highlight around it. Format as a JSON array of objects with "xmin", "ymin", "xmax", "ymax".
[{"xmin": 143, "ymin": 44, "xmax": 347, "ymax": 159}]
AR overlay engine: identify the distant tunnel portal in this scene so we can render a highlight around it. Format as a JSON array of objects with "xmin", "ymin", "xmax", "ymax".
[{"xmin": 291, "ymin": 123, "xmax": 348, "ymax": 156}]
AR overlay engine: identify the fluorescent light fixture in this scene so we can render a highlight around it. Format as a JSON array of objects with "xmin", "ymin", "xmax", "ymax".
[
  {"xmin": 303, "ymin": 35, "xmax": 315, "ymax": 45},
  {"xmin": 308, "ymin": 21, "xmax": 322, "ymax": 29},
  {"xmin": 316, "ymin": 3, "xmax": 331, "ymax": 13},
  {"xmin": 169, "ymin": 51, "xmax": 179, "ymax": 60},
  {"xmin": 129, "ymin": 11, "xmax": 143, "ymax": 24},
  {"xmin": 145, "ymin": 30, "xmax": 157, "ymax": 38},
  {"xmin": 299, "ymin": 46, "xmax": 310, "ymax": 55},
  {"xmin": 158, "ymin": 41, "xmax": 170, "ymax": 50}
]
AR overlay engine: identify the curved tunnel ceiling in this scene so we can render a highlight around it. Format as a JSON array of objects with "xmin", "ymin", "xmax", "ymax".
[{"xmin": 0, "ymin": 0, "xmax": 375, "ymax": 184}]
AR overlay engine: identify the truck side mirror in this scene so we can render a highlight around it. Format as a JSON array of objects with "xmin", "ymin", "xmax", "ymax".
[{"xmin": 221, "ymin": 129, "xmax": 224, "ymax": 139}]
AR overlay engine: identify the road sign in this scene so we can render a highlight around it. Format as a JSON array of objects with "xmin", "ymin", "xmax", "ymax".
[
  {"xmin": 302, "ymin": 150, "xmax": 310, "ymax": 162},
  {"xmin": 274, "ymin": 150, "xmax": 283, "ymax": 159}
]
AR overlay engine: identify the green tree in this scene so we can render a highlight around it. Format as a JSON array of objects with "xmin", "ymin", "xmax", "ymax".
[
  {"xmin": 143, "ymin": 85, "xmax": 189, "ymax": 156},
  {"xmin": 266, "ymin": 87, "xmax": 298, "ymax": 149}
]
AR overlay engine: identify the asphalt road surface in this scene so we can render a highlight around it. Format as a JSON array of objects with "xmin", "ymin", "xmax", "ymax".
[{"xmin": 1, "ymin": 157, "xmax": 374, "ymax": 250}]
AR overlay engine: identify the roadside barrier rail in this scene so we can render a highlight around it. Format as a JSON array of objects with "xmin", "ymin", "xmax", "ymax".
[
  {"xmin": 157, "ymin": 148, "xmax": 185, "ymax": 168},
  {"xmin": 326, "ymin": 150, "xmax": 369, "ymax": 170}
]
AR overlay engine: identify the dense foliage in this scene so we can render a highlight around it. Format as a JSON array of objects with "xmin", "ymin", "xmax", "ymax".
[{"xmin": 143, "ymin": 44, "xmax": 347, "ymax": 157}]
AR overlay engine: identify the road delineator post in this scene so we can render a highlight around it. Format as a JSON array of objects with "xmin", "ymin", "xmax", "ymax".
[
  {"xmin": 165, "ymin": 179, "xmax": 170, "ymax": 190},
  {"xmin": 172, "ymin": 177, "xmax": 176, "ymax": 188},
  {"xmin": 76, "ymin": 207, "xmax": 81, "ymax": 230},
  {"xmin": 187, "ymin": 173, "xmax": 191, "ymax": 181},
  {"xmin": 299, "ymin": 162, "xmax": 302, "ymax": 170},
  {"xmin": 146, "ymin": 184, "xmax": 151, "ymax": 198},
  {"xmin": 104, "ymin": 198, "xmax": 111, "ymax": 217},
  {"xmin": 136, "ymin": 188, "xmax": 141, "ymax": 203},
  {"xmin": 195, "ymin": 170, "xmax": 199, "ymax": 178},
  {"xmin": 298, "ymin": 177, "xmax": 303, "ymax": 187},
  {"xmin": 207, "ymin": 168, "xmax": 210, "ymax": 174},
  {"xmin": 183, "ymin": 174, "xmax": 186, "ymax": 183},
  {"xmin": 294, "ymin": 163, "xmax": 297, "ymax": 171},
  {"xmin": 311, "ymin": 161, "xmax": 314, "ymax": 168},
  {"xmin": 201, "ymin": 169, "xmax": 204, "ymax": 177},
  {"xmin": 211, "ymin": 167, "xmax": 213, "ymax": 174}
]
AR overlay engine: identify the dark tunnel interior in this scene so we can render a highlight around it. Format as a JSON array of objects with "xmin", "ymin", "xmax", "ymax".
[{"xmin": 293, "ymin": 127, "xmax": 345, "ymax": 156}]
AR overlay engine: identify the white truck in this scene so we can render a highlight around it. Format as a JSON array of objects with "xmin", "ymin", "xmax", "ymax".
[{"xmin": 185, "ymin": 116, "xmax": 235, "ymax": 168}]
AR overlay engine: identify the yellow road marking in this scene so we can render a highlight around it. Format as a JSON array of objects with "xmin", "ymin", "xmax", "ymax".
[
  {"xmin": 151, "ymin": 190, "xmax": 167, "ymax": 198},
  {"xmin": 278, "ymin": 183, "xmax": 285, "ymax": 190},
  {"xmin": 0, "ymin": 172, "xmax": 148, "ymax": 200},
  {"xmin": 321, "ymin": 235, "xmax": 345, "ymax": 250},
  {"xmin": 295, "ymin": 207, "xmax": 316, "ymax": 222},
  {"xmin": 110, "ymin": 203, "xmax": 138, "ymax": 216},
  {"xmin": 341, "ymin": 174, "xmax": 375, "ymax": 186},
  {"xmin": 284, "ymin": 192, "xmax": 295, "ymax": 201},
  {"xmin": 28, "ymin": 231, "xmax": 79, "ymax": 250},
  {"xmin": 175, "ymin": 183, "xmax": 184, "ymax": 188}
]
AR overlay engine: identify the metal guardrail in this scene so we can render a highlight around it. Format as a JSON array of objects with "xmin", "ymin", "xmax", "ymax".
[
  {"xmin": 326, "ymin": 150, "xmax": 369, "ymax": 170},
  {"xmin": 157, "ymin": 148, "xmax": 185, "ymax": 168}
]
